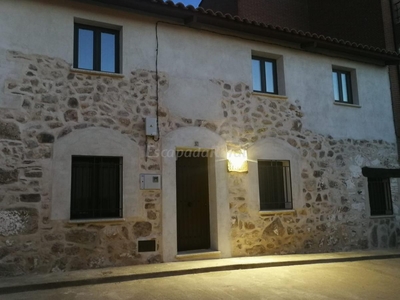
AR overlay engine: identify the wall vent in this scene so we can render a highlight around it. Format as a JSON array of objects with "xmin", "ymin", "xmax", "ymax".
[{"xmin": 138, "ymin": 240, "xmax": 156, "ymax": 252}]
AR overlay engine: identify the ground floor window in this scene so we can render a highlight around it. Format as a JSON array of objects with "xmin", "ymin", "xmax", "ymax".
[
  {"xmin": 258, "ymin": 160, "xmax": 292, "ymax": 210},
  {"xmin": 71, "ymin": 156, "xmax": 122, "ymax": 219},
  {"xmin": 367, "ymin": 177, "xmax": 393, "ymax": 216}
]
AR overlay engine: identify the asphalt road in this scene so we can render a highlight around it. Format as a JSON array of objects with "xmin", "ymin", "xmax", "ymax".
[{"xmin": 4, "ymin": 258, "xmax": 400, "ymax": 300}]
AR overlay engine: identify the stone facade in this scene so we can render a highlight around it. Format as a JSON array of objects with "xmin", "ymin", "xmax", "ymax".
[
  {"xmin": 0, "ymin": 51, "xmax": 163, "ymax": 276},
  {"xmin": 0, "ymin": 47, "xmax": 399, "ymax": 277}
]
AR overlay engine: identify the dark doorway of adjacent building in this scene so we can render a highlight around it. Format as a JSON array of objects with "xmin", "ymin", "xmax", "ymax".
[{"xmin": 176, "ymin": 151, "xmax": 211, "ymax": 252}]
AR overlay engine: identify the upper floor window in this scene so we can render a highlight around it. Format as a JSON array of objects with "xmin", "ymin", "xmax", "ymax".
[
  {"xmin": 74, "ymin": 23, "xmax": 120, "ymax": 73},
  {"xmin": 71, "ymin": 156, "xmax": 123, "ymax": 220},
  {"xmin": 252, "ymin": 56, "xmax": 278, "ymax": 94},
  {"xmin": 258, "ymin": 160, "xmax": 292, "ymax": 210},
  {"xmin": 332, "ymin": 69, "xmax": 353, "ymax": 104}
]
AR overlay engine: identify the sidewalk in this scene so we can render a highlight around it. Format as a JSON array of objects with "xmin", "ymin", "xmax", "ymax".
[{"xmin": 1, "ymin": 249, "xmax": 399, "ymax": 295}]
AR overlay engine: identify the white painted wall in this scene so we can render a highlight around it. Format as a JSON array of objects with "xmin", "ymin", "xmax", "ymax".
[{"xmin": 0, "ymin": 0, "xmax": 396, "ymax": 141}]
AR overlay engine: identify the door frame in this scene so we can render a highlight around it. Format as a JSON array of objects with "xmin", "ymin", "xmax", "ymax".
[
  {"xmin": 176, "ymin": 150, "xmax": 211, "ymax": 252},
  {"xmin": 161, "ymin": 127, "xmax": 231, "ymax": 262}
]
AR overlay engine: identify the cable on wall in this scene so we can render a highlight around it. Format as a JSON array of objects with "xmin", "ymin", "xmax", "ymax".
[
  {"xmin": 154, "ymin": 21, "xmax": 161, "ymax": 142},
  {"xmin": 149, "ymin": 17, "xmax": 304, "ymax": 150},
  {"xmin": 145, "ymin": 21, "xmax": 161, "ymax": 161}
]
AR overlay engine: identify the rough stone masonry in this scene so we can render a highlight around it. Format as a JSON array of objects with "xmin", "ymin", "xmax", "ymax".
[{"xmin": 0, "ymin": 50, "xmax": 399, "ymax": 276}]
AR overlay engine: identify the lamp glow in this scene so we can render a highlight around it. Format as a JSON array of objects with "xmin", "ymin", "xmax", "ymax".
[{"xmin": 227, "ymin": 149, "xmax": 248, "ymax": 172}]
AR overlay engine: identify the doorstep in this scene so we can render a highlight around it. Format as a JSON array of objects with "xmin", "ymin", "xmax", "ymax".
[{"xmin": 176, "ymin": 250, "xmax": 221, "ymax": 261}]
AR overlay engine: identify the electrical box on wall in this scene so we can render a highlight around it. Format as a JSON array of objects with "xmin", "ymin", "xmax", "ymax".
[
  {"xmin": 140, "ymin": 174, "xmax": 161, "ymax": 190},
  {"xmin": 146, "ymin": 117, "xmax": 158, "ymax": 137}
]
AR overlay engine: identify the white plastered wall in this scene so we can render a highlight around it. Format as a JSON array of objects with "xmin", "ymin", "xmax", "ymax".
[
  {"xmin": 161, "ymin": 127, "xmax": 231, "ymax": 261},
  {"xmin": 0, "ymin": 0, "xmax": 396, "ymax": 142},
  {"xmin": 51, "ymin": 127, "xmax": 140, "ymax": 220}
]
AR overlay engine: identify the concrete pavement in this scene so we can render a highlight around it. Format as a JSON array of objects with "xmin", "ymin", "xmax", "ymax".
[{"xmin": 0, "ymin": 249, "xmax": 399, "ymax": 295}]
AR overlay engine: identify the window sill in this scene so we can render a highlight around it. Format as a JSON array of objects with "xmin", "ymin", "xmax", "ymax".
[
  {"xmin": 334, "ymin": 101, "xmax": 361, "ymax": 108},
  {"xmin": 68, "ymin": 218, "xmax": 126, "ymax": 224},
  {"xmin": 70, "ymin": 68, "xmax": 124, "ymax": 78},
  {"xmin": 252, "ymin": 92, "xmax": 288, "ymax": 100},
  {"xmin": 369, "ymin": 215, "xmax": 395, "ymax": 219},
  {"xmin": 259, "ymin": 209, "xmax": 295, "ymax": 216}
]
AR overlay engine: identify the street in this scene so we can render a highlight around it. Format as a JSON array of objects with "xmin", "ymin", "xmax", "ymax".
[{"xmin": 3, "ymin": 258, "xmax": 400, "ymax": 300}]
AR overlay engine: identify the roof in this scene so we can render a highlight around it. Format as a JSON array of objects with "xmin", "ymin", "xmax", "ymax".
[{"xmin": 83, "ymin": 0, "xmax": 400, "ymax": 64}]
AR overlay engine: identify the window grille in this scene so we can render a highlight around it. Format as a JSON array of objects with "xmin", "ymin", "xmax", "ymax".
[
  {"xmin": 71, "ymin": 156, "xmax": 122, "ymax": 219},
  {"xmin": 367, "ymin": 177, "xmax": 393, "ymax": 216},
  {"xmin": 258, "ymin": 160, "xmax": 292, "ymax": 210}
]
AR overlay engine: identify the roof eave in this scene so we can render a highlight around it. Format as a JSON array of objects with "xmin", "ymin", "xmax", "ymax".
[{"xmin": 76, "ymin": 0, "xmax": 400, "ymax": 65}]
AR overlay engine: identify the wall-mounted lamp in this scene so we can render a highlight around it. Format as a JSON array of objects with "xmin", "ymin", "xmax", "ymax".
[{"xmin": 227, "ymin": 149, "xmax": 248, "ymax": 173}]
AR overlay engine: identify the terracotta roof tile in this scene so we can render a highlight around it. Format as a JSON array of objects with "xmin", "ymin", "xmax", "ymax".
[
  {"xmin": 93, "ymin": 0, "xmax": 400, "ymax": 58},
  {"xmin": 159, "ymin": 0, "xmax": 399, "ymax": 57}
]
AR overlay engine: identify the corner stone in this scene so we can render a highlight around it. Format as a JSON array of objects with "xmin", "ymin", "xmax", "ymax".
[
  {"xmin": 0, "ymin": 121, "xmax": 21, "ymax": 140},
  {"xmin": 37, "ymin": 132, "xmax": 55, "ymax": 143},
  {"xmin": 0, "ymin": 169, "xmax": 18, "ymax": 184},
  {"xmin": 133, "ymin": 222, "xmax": 152, "ymax": 237},
  {"xmin": 262, "ymin": 218, "xmax": 285, "ymax": 237},
  {"xmin": 0, "ymin": 208, "xmax": 39, "ymax": 236},
  {"xmin": 65, "ymin": 230, "xmax": 97, "ymax": 244},
  {"xmin": 20, "ymin": 194, "xmax": 41, "ymax": 203},
  {"xmin": 245, "ymin": 245, "xmax": 266, "ymax": 255}
]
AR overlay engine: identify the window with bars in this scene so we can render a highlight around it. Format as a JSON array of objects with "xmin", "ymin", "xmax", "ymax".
[
  {"xmin": 71, "ymin": 156, "xmax": 123, "ymax": 220},
  {"xmin": 367, "ymin": 177, "xmax": 393, "ymax": 216},
  {"xmin": 252, "ymin": 56, "xmax": 278, "ymax": 94},
  {"xmin": 332, "ymin": 69, "xmax": 353, "ymax": 104},
  {"xmin": 258, "ymin": 160, "xmax": 292, "ymax": 210},
  {"xmin": 74, "ymin": 23, "xmax": 120, "ymax": 73},
  {"xmin": 394, "ymin": 1, "xmax": 400, "ymax": 24}
]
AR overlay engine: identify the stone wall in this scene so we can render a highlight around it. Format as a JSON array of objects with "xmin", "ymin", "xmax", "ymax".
[
  {"xmin": 0, "ymin": 51, "xmax": 164, "ymax": 276},
  {"xmin": 210, "ymin": 78, "xmax": 400, "ymax": 256},
  {"xmin": 0, "ymin": 50, "xmax": 399, "ymax": 276}
]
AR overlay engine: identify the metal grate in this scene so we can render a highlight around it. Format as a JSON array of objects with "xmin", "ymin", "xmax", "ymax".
[
  {"xmin": 258, "ymin": 160, "xmax": 292, "ymax": 210},
  {"xmin": 71, "ymin": 156, "xmax": 123, "ymax": 220},
  {"xmin": 395, "ymin": 2, "xmax": 400, "ymax": 24},
  {"xmin": 368, "ymin": 177, "xmax": 393, "ymax": 216},
  {"xmin": 138, "ymin": 240, "xmax": 157, "ymax": 252}
]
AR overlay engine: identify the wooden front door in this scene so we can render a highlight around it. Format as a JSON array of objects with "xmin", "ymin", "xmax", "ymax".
[{"xmin": 176, "ymin": 151, "xmax": 210, "ymax": 252}]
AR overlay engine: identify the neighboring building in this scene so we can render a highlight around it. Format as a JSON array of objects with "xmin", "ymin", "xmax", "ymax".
[
  {"xmin": 200, "ymin": 0, "xmax": 386, "ymax": 48},
  {"xmin": 0, "ymin": 0, "xmax": 399, "ymax": 276}
]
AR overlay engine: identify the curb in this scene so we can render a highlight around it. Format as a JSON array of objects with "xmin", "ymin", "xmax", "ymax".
[{"xmin": 1, "ymin": 253, "xmax": 400, "ymax": 295}]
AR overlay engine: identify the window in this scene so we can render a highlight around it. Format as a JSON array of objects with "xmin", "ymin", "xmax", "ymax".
[
  {"xmin": 74, "ymin": 23, "xmax": 120, "ymax": 73},
  {"xmin": 367, "ymin": 177, "xmax": 393, "ymax": 216},
  {"xmin": 71, "ymin": 156, "xmax": 122, "ymax": 219},
  {"xmin": 252, "ymin": 56, "xmax": 278, "ymax": 94},
  {"xmin": 394, "ymin": 1, "xmax": 400, "ymax": 24},
  {"xmin": 332, "ymin": 69, "xmax": 353, "ymax": 103},
  {"xmin": 258, "ymin": 160, "xmax": 292, "ymax": 210}
]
